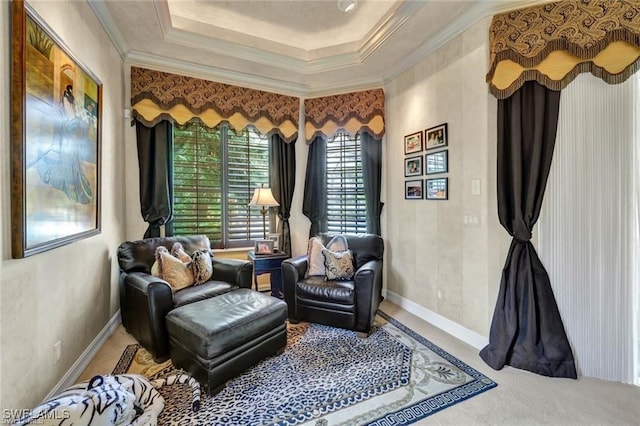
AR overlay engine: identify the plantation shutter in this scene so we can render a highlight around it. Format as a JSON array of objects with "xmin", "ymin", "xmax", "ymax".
[
  {"xmin": 326, "ymin": 133, "xmax": 367, "ymax": 234},
  {"xmin": 226, "ymin": 128, "xmax": 270, "ymax": 245},
  {"xmin": 172, "ymin": 123, "xmax": 223, "ymax": 246}
]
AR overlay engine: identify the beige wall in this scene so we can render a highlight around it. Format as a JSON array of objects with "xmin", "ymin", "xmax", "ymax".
[
  {"xmin": 0, "ymin": 4, "xmax": 513, "ymax": 410},
  {"xmin": 0, "ymin": 1, "xmax": 125, "ymax": 410},
  {"xmin": 383, "ymin": 18, "xmax": 509, "ymax": 336}
]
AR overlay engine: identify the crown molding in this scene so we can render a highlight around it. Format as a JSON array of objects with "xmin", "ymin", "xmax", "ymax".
[
  {"xmin": 91, "ymin": 0, "xmax": 553, "ymax": 98},
  {"xmin": 87, "ymin": 0, "xmax": 128, "ymax": 59},
  {"xmin": 153, "ymin": 0, "xmax": 425, "ymax": 75},
  {"xmin": 357, "ymin": 0, "xmax": 426, "ymax": 62}
]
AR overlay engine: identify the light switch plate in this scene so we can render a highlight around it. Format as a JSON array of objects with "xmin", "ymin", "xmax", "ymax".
[{"xmin": 471, "ymin": 179, "xmax": 481, "ymax": 195}]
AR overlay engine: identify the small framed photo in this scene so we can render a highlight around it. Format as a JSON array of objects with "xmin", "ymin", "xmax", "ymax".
[
  {"xmin": 267, "ymin": 232, "xmax": 280, "ymax": 251},
  {"xmin": 404, "ymin": 131, "xmax": 423, "ymax": 154},
  {"xmin": 405, "ymin": 180, "xmax": 423, "ymax": 199},
  {"xmin": 404, "ymin": 155, "xmax": 423, "ymax": 177},
  {"xmin": 254, "ymin": 239, "xmax": 274, "ymax": 255},
  {"xmin": 426, "ymin": 178, "xmax": 448, "ymax": 200},
  {"xmin": 425, "ymin": 123, "xmax": 448, "ymax": 150},
  {"xmin": 425, "ymin": 150, "xmax": 448, "ymax": 174}
]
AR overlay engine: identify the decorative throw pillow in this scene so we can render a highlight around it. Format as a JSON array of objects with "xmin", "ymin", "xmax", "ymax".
[
  {"xmin": 151, "ymin": 261, "xmax": 160, "ymax": 277},
  {"xmin": 322, "ymin": 249, "xmax": 355, "ymax": 281},
  {"xmin": 155, "ymin": 246, "xmax": 194, "ymax": 291},
  {"xmin": 171, "ymin": 242, "xmax": 192, "ymax": 264},
  {"xmin": 306, "ymin": 235, "xmax": 348, "ymax": 277},
  {"xmin": 191, "ymin": 249, "xmax": 213, "ymax": 285}
]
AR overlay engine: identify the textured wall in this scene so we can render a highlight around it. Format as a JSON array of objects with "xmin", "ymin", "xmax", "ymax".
[
  {"xmin": 383, "ymin": 18, "xmax": 509, "ymax": 336},
  {"xmin": 0, "ymin": 1, "xmax": 125, "ymax": 410}
]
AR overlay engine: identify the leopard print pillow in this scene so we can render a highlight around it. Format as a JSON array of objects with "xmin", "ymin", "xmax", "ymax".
[{"xmin": 191, "ymin": 249, "xmax": 213, "ymax": 285}]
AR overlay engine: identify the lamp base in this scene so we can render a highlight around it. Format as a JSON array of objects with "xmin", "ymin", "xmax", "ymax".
[{"xmin": 261, "ymin": 208, "xmax": 267, "ymax": 239}]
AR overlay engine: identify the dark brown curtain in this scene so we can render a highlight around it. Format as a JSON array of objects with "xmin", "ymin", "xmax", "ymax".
[
  {"xmin": 479, "ymin": 81, "xmax": 577, "ymax": 379},
  {"xmin": 360, "ymin": 133, "xmax": 383, "ymax": 235},
  {"xmin": 269, "ymin": 135, "xmax": 296, "ymax": 256},
  {"xmin": 302, "ymin": 135, "xmax": 327, "ymax": 237},
  {"xmin": 136, "ymin": 120, "xmax": 173, "ymax": 239}
]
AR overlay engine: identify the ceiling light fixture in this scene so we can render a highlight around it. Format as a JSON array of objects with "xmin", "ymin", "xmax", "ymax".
[{"xmin": 337, "ymin": 0, "xmax": 358, "ymax": 13}]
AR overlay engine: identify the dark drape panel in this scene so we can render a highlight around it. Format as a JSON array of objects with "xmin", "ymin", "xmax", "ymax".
[
  {"xmin": 479, "ymin": 81, "xmax": 577, "ymax": 379},
  {"xmin": 269, "ymin": 135, "xmax": 296, "ymax": 256},
  {"xmin": 360, "ymin": 133, "xmax": 384, "ymax": 235},
  {"xmin": 136, "ymin": 120, "xmax": 173, "ymax": 239},
  {"xmin": 302, "ymin": 135, "xmax": 327, "ymax": 237}
]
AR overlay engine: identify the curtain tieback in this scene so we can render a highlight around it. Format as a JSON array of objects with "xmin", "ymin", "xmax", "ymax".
[{"xmin": 513, "ymin": 230, "xmax": 532, "ymax": 242}]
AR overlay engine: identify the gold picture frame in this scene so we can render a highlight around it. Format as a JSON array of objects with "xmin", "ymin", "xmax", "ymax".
[{"xmin": 11, "ymin": 1, "xmax": 102, "ymax": 258}]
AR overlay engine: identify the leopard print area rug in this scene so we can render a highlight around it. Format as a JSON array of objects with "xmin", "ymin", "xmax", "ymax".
[{"xmin": 113, "ymin": 311, "xmax": 496, "ymax": 425}]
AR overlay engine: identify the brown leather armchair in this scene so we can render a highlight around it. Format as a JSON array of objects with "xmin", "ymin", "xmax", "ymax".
[
  {"xmin": 282, "ymin": 233, "xmax": 384, "ymax": 335},
  {"xmin": 117, "ymin": 235, "xmax": 253, "ymax": 362}
]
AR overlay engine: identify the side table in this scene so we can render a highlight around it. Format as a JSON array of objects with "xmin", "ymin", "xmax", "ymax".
[{"xmin": 248, "ymin": 250, "xmax": 289, "ymax": 299}]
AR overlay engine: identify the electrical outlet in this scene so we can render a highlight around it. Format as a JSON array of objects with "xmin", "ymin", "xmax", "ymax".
[
  {"xmin": 54, "ymin": 341, "xmax": 61, "ymax": 364},
  {"xmin": 437, "ymin": 290, "xmax": 443, "ymax": 299},
  {"xmin": 463, "ymin": 213, "xmax": 481, "ymax": 226}
]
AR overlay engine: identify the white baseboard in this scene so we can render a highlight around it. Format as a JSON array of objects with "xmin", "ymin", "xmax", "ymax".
[
  {"xmin": 383, "ymin": 289, "xmax": 488, "ymax": 350},
  {"xmin": 45, "ymin": 310, "xmax": 122, "ymax": 400}
]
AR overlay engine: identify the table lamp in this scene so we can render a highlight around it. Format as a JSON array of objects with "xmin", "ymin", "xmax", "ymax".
[{"xmin": 248, "ymin": 184, "xmax": 279, "ymax": 239}]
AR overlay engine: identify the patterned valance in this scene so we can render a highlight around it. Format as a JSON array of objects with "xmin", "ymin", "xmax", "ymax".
[
  {"xmin": 130, "ymin": 67, "xmax": 299, "ymax": 142},
  {"xmin": 487, "ymin": 0, "xmax": 640, "ymax": 99},
  {"xmin": 304, "ymin": 89, "xmax": 385, "ymax": 143}
]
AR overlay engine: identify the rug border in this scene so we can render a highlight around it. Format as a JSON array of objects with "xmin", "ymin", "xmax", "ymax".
[
  {"xmin": 112, "ymin": 343, "xmax": 139, "ymax": 375},
  {"xmin": 369, "ymin": 310, "xmax": 498, "ymax": 425}
]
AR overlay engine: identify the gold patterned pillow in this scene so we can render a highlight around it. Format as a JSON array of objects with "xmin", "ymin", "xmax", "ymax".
[
  {"xmin": 171, "ymin": 242, "xmax": 192, "ymax": 264},
  {"xmin": 155, "ymin": 246, "xmax": 194, "ymax": 291},
  {"xmin": 322, "ymin": 249, "xmax": 355, "ymax": 281},
  {"xmin": 191, "ymin": 249, "xmax": 213, "ymax": 285}
]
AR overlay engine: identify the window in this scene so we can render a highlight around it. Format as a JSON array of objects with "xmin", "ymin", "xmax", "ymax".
[
  {"xmin": 326, "ymin": 132, "xmax": 367, "ymax": 233},
  {"xmin": 172, "ymin": 122, "xmax": 269, "ymax": 248}
]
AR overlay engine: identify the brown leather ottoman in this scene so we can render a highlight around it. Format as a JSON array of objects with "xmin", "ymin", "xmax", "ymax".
[{"xmin": 166, "ymin": 289, "xmax": 287, "ymax": 394}]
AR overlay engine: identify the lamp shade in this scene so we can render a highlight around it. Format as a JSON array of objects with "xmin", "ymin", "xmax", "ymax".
[{"xmin": 248, "ymin": 186, "xmax": 279, "ymax": 208}]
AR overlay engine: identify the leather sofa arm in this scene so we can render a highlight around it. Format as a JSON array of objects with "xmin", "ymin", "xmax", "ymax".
[
  {"xmin": 211, "ymin": 257, "xmax": 253, "ymax": 289},
  {"xmin": 283, "ymin": 255, "xmax": 308, "ymax": 280},
  {"xmin": 122, "ymin": 272, "xmax": 174, "ymax": 361},
  {"xmin": 282, "ymin": 255, "xmax": 308, "ymax": 320},
  {"xmin": 354, "ymin": 259, "xmax": 384, "ymax": 332},
  {"xmin": 124, "ymin": 272, "xmax": 172, "ymax": 295}
]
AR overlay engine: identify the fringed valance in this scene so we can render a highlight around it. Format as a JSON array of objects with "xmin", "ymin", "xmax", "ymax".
[
  {"xmin": 130, "ymin": 67, "xmax": 299, "ymax": 142},
  {"xmin": 487, "ymin": 0, "xmax": 640, "ymax": 99},
  {"xmin": 304, "ymin": 89, "xmax": 385, "ymax": 143}
]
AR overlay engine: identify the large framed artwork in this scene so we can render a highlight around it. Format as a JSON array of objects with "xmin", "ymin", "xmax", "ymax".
[{"xmin": 11, "ymin": 1, "xmax": 102, "ymax": 258}]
